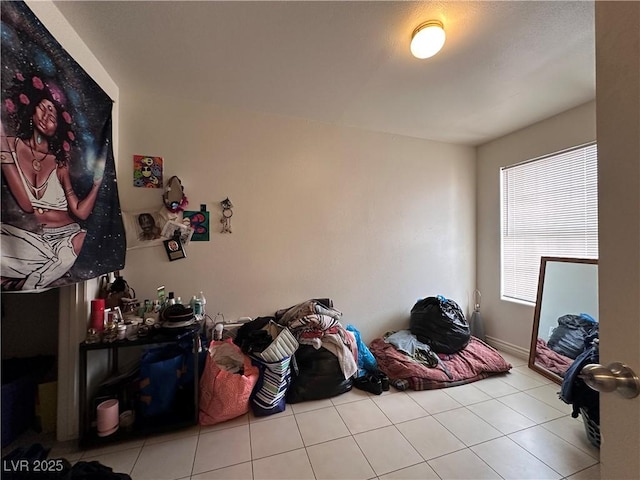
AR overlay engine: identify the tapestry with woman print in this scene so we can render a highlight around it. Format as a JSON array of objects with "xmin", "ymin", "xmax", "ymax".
[{"xmin": 1, "ymin": 1, "xmax": 125, "ymax": 292}]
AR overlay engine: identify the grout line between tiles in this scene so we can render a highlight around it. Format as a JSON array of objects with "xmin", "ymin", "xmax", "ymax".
[
  {"xmin": 537, "ymin": 418, "xmax": 601, "ymax": 460},
  {"xmin": 289, "ymin": 410, "xmax": 306, "ymax": 463},
  {"xmin": 350, "ymin": 426, "xmax": 379, "ymax": 478},
  {"xmin": 12, "ymin": 351, "xmax": 603, "ymax": 480},
  {"xmin": 375, "ymin": 459, "xmax": 427, "ymax": 479},
  {"xmin": 494, "ymin": 434, "xmax": 578, "ymax": 479},
  {"xmin": 466, "ymin": 446, "xmax": 506, "ymax": 480},
  {"xmin": 128, "ymin": 445, "xmax": 143, "ymax": 476},
  {"xmin": 189, "ymin": 430, "xmax": 200, "ymax": 479}
]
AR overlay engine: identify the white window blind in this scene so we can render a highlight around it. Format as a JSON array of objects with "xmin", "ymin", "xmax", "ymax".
[{"xmin": 501, "ymin": 143, "xmax": 598, "ymax": 303}]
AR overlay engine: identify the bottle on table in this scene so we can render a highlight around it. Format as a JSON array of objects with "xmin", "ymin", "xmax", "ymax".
[
  {"xmin": 198, "ymin": 291, "xmax": 207, "ymax": 315},
  {"xmin": 167, "ymin": 292, "xmax": 176, "ymax": 306}
]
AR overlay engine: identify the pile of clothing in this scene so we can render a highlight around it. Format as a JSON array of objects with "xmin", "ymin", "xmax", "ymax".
[
  {"xmin": 231, "ymin": 299, "xmax": 387, "ymax": 403},
  {"xmin": 275, "ymin": 299, "xmax": 358, "ymax": 380}
]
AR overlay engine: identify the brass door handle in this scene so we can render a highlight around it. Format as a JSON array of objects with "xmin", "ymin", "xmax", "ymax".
[{"xmin": 580, "ymin": 363, "xmax": 640, "ymax": 399}]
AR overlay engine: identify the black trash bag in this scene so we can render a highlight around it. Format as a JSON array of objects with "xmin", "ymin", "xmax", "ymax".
[
  {"xmin": 409, "ymin": 295, "xmax": 471, "ymax": 354},
  {"xmin": 547, "ymin": 314, "xmax": 598, "ymax": 359},
  {"xmin": 286, "ymin": 345, "xmax": 352, "ymax": 403}
]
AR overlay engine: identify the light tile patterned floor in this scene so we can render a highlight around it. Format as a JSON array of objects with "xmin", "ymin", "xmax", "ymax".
[{"xmin": 3, "ymin": 351, "xmax": 601, "ymax": 479}]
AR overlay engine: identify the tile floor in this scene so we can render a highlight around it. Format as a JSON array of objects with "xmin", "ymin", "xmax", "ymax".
[{"xmin": 4, "ymin": 352, "xmax": 601, "ymax": 480}]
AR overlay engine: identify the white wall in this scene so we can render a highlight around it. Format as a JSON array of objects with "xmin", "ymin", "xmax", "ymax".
[
  {"xmin": 117, "ymin": 90, "xmax": 477, "ymax": 343},
  {"xmin": 476, "ymin": 101, "xmax": 596, "ymax": 353}
]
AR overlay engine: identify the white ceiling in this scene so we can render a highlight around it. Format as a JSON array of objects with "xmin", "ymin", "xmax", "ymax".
[{"xmin": 52, "ymin": 1, "xmax": 595, "ymax": 146}]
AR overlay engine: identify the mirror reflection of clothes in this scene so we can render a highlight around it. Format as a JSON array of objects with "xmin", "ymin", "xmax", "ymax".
[{"xmin": 535, "ymin": 338, "xmax": 573, "ymax": 376}]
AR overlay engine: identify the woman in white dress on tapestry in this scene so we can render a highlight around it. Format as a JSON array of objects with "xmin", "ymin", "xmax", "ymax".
[{"xmin": 1, "ymin": 73, "xmax": 104, "ymax": 291}]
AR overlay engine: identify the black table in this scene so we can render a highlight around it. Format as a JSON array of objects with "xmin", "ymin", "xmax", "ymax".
[{"xmin": 78, "ymin": 324, "xmax": 201, "ymax": 447}]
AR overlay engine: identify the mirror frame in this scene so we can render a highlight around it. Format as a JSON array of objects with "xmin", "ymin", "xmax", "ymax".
[
  {"xmin": 163, "ymin": 175, "xmax": 187, "ymax": 213},
  {"xmin": 528, "ymin": 256, "xmax": 598, "ymax": 384}
]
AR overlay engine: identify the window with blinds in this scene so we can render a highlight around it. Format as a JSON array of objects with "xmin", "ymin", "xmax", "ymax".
[{"xmin": 500, "ymin": 143, "xmax": 598, "ymax": 304}]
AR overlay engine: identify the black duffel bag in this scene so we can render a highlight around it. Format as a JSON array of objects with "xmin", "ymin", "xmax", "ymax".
[{"xmin": 410, "ymin": 295, "xmax": 471, "ymax": 354}]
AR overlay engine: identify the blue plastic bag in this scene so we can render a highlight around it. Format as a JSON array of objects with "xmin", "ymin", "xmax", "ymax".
[
  {"xmin": 138, "ymin": 345, "xmax": 185, "ymax": 417},
  {"xmin": 346, "ymin": 324, "xmax": 378, "ymax": 376}
]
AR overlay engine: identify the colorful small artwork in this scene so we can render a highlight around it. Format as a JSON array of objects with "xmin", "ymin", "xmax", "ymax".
[
  {"xmin": 133, "ymin": 155, "xmax": 163, "ymax": 188},
  {"xmin": 184, "ymin": 206, "xmax": 210, "ymax": 242}
]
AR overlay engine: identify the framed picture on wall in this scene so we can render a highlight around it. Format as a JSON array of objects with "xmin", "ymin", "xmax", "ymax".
[
  {"xmin": 160, "ymin": 220, "xmax": 194, "ymax": 245},
  {"xmin": 122, "ymin": 209, "xmax": 170, "ymax": 250},
  {"xmin": 163, "ymin": 238, "xmax": 186, "ymax": 261}
]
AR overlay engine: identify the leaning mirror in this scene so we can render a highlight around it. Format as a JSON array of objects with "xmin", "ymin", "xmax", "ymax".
[{"xmin": 528, "ymin": 257, "xmax": 598, "ymax": 384}]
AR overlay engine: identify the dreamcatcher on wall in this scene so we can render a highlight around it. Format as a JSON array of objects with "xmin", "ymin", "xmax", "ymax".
[{"xmin": 220, "ymin": 198, "xmax": 233, "ymax": 234}]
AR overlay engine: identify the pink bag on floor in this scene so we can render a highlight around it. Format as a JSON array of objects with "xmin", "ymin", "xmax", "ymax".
[{"xmin": 199, "ymin": 339, "xmax": 259, "ymax": 425}]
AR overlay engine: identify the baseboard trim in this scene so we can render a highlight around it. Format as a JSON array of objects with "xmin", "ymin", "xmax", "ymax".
[{"xmin": 485, "ymin": 335, "xmax": 529, "ymax": 360}]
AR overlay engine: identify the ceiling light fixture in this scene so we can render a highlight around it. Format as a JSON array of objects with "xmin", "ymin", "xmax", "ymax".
[{"xmin": 410, "ymin": 20, "xmax": 446, "ymax": 59}]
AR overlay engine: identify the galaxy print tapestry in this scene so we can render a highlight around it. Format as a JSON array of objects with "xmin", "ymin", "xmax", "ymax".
[{"xmin": 1, "ymin": 1, "xmax": 125, "ymax": 292}]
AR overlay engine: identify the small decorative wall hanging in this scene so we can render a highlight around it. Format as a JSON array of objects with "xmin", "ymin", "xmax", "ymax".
[
  {"xmin": 163, "ymin": 231, "xmax": 186, "ymax": 261},
  {"xmin": 161, "ymin": 220, "xmax": 194, "ymax": 245},
  {"xmin": 133, "ymin": 155, "xmax": 163, "ymax": 188},
  {"xmin": 184, "ymin": 204, "xmax": 210, "ymax": 241},
  {"xmin": 220, "ymin": 197, "xmax": 233, "ymax": 233},
  {"xmin": 162, "ymin": 175, "xmax": 188, "ymax": 213}
]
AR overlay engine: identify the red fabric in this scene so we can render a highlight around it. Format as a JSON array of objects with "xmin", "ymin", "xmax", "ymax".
[
  {"xmin": 199, "ymin": 339, "xmax": 260, "ymax": 425},
  {"xmin": 370, "ymin": 336, "xmax": 512, "ymax": 390},
  {"xmin": 535, "ymin": 338, "xmax": 573, "ymax": 376},
  {"xmin": 299, "ymin": 326, "xmax": 340, "ymax": 340}
]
